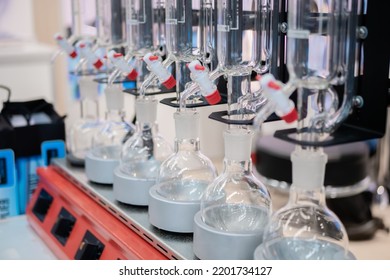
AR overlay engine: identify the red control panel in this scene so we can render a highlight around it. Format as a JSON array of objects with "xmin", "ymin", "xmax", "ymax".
[{"xmin": 26, "ymin": 166, "xmax": 167, "ymax": 260}]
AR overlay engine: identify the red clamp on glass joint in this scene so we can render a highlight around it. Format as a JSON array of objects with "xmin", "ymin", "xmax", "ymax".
[
  {"xmin": 127, "ymin": 69, "xmax": 138, "ymax": 80},
  {"xmin": 93, "ymin": 59, "xmax": 103, "ymax": 70},
  {"xmin": 204, "ymin": 90, "xmax": 221, "ymax": 105},
  {"xmin": 281, "ymin": 108, "xmax": 298, "ymax": 123},
  {"xmin": 69, "ymin": 51, "xmax": 77, "ymax": 59},
  {"xmin": 162, "ymin": 75, "xmax": 176, "ymax": 89}
]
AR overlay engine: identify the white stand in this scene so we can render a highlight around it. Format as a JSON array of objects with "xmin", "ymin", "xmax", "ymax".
[
  {"xmin": 148, "ymin": 185, "xmax": 201, "ymax": 233},
  {"xmin": 193, "ymin": 211, "xmax": 263, "ymax": 260},
  {"xmin": 85, "ymin": 150, "xmax": 119, "ymax": 184},
  {"xmin": 113, "ymin": 167, "xmax": 156, "ymax": 206}
]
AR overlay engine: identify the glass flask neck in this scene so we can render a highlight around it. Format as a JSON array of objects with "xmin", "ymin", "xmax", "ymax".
[
  {"xmin": 136, "ymin": 121, "xmax": 158, "ymax": 134},
  {"xmin": 175, "ymin": 138, "xmax": 200, "ymax": 153},
  {"xmin": 222, "ymin": 158, "xmax": 252, "ymax": 174},
  {"xmin": 288, "ymin": 185, "xmax": 326, "ymax": 207},
  {"xmin": 222, "ymin": 128, "xmax": 254, "ymax": 173},
  {"xmin": 288, "ymin": 147, "xmax": 328, "ymax": 207},
  {"xmin": 80, "ymin": 98, "xmax": 99, "ymax": 119},
  {"xmin": 105, "ymin": 109, "xmax": 124, "ymax": 122}
]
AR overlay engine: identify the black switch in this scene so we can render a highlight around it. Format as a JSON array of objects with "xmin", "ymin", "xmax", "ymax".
[
  {"xmin": 0, "ymin": 158, "xmax": 7, "ymax": 185},
  {"xmin": 75, "ymin": 230, "xmax": 105, "ymax": 260},
  {"xmin": 32, "ymin": 189, "xmax": 53, "ymax": 222},
  {"xmin": 51, "ymin": 207, "xmax": 76, "ymax": 246},
  {"xmin": 46, "ymin": 149, "xmax": 58, "ymax": 166},
  {"xmin": 79, "ymin": 243, "xmax": 102, "ymax": 260}
]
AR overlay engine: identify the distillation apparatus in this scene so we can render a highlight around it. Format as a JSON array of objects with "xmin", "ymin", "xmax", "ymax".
[
  {"xmin": 147, "ymin": 2, "xmax": 218, "ymax": 233},
  {"xmin": 253, "ymin": 0, "xmax": 361, "ymax": 260},
  {"xmin": 55, "ymin": 0, "xmax": 127, "ymax": 167},
  {"xmin": 45, "ymin": 0, "xmax": 390, "ymax": 261},
  {"xmin": 191, "ymin": 0, "xmax": 283, "ymax": 260},
  {"xmin": 112, "ymin": 0, "xmax": 175, "ymax": 206},
  {"xmin": 84, "ymin": 0, "xmax": 136, "ymax": 184},
  {"xmin": 52, "ymin": 0, "xmax": 105, "ymax": 166}
]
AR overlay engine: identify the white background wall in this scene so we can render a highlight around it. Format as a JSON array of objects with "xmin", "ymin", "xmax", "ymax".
[
  {"xmin": 0, "ymin": 0, "xmax": 35, "ymax": 40},
  {"xmin": 0, "ymin": 0, "xmax": 56, "ymax": 110}
]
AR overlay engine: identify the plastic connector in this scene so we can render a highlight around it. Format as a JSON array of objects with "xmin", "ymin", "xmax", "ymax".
[
  {"xmin": 107, "ymin": 51, "xmax": 138, "ymax": 80},
  {"xmin": 259, "ymin": 74, "xmax": 298, "ymax": 123},
  {"xmin": 187, "ymin": 60, "xmax": 221, "ymax": 105},
  {"xmin": 77, "ymin": 41, "xmax": 104, "ymax": 70},
  {"xmin": 54, "ymin": 33, "xmax": 77, "ymax": 59},
  {"xmin": 143, "ymin": 53, "xmax": 176, "ymax": 89}
]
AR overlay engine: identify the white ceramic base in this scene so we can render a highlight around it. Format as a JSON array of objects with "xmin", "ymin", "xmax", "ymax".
[
  {"xmin": 113, "ymin": 167, "xmax": 156, "ymax": 206},
  {"xmin": 85, "ymin": 152, "xmax": 119, "ymax": 184},
  {"xmin": 193, "ymin": 211, "xmax": 263, "ymax": 260},
  {"xmin": 149, "ymin": 185, "xmax": 201, "ymax": 233}
]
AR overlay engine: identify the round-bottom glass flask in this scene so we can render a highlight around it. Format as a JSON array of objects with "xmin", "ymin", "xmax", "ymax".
[
  {"xmin": 193, "ymin": 128, "xmax": 272, "ymax": 259},
  {"xmin": 254, "ymin": 148, "xmax": 355, "ymax": 260},
  {"xmin": 148, "ymin": 110, "xmax": 218, "ymax": 233},
  {"xmin": 113, "ymin": 97, "xmax": 172, "ymax": 205},
  {"xmin": 85, "ymin": 85, "xmax": 134, "ymax": 184}
]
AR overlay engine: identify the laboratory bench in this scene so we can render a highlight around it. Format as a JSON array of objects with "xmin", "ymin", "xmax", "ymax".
[{"xmin": 0, "ymin": 158, "xmax": 389, "ymax": 260}]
